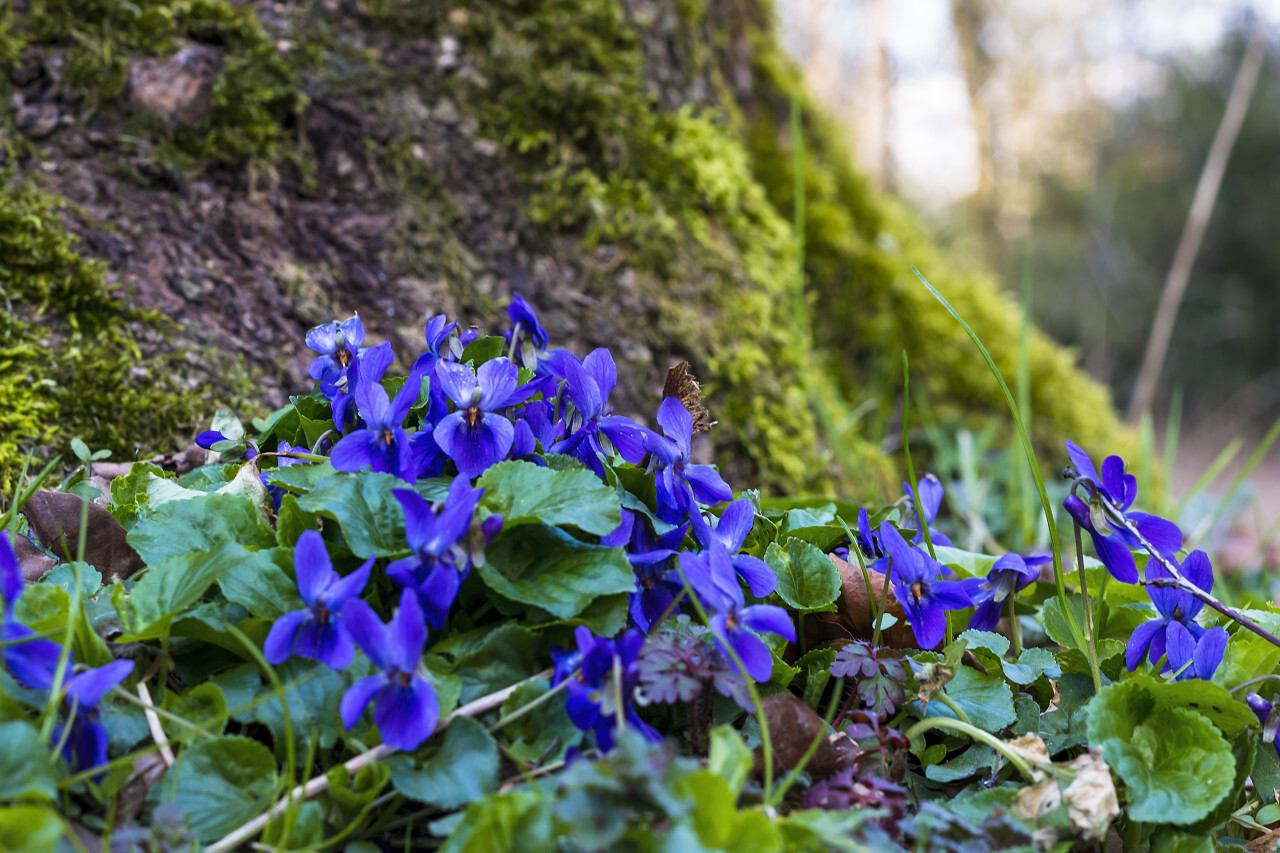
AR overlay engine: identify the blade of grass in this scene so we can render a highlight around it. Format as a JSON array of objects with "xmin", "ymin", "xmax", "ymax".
[
  {"xmin": 1174, "ymin": 437, "xmax": 1243, "ymax": 517},
  {"xmin": 1162, "ymin": 388, "xmax": 1184, "ymax": 497},
  {"xmin": 1190, "ymin": 414, "xmax": 1280, "ymax": 544},
  {"xmin": 1014, "ymin": 247, "xmax": 1035, "ymax": 544},
  {"xmin": 912, "ymin": 269, "xmax": 1092, "ymax": 674},
  {"xmin": 901, "ymin": 352, "xmax": 936, "ymax": 560}
]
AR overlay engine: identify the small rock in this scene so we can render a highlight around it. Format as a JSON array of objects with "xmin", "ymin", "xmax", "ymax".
[
  {"xmin": 17, "ymin": 102, "xmax": 60, "ymax": 139},
  {"xmin": 128, "ymin": 43, "xmax": 223, "ymax": 126},
  {"xmin": 472, "ymin": 138, "xmax": 498, "ymax": 157},
  {"xmin": 432, "ymin": 97, "xmax": 460, "ymax": 125},
  {"xmin": 437, "ymin": 35, "xmax": 459, "ymax": 70}
]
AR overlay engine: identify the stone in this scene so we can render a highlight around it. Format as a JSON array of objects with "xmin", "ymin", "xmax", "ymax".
[{"xmin": 128, "ymin": 43, "xmax": 223, "ymax": 126}]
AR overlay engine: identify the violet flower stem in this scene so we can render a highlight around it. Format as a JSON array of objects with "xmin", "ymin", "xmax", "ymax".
[{"xmin": 1085, "ymin": 486, "xmax": 1280, "ymax": 652}]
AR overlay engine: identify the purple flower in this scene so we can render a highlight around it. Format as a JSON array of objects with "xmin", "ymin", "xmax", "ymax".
[
  {"xmin": 411, "ymin": 314, "xmax": 463, "ymax": 375},
  {"xmin": 330, "ymin": 366, "xmax": 424, "ymax": 482},
  {"xmin": 879, "ymin": 523, "xmax": 972, "ymax": 650},
  {"xmin": 433, "ymin": 358, "xmax": 536, "ymax": 478},
  {"xmin": 549, "ymin": 349, "xmax": 650, "ymax": 477},
  {"xmin": 1247, "ymin": 693, "xmax": 1280, "ymax": 761},
  {"xmin": 58, "ymin": 660, "xmax": 135, "ymax": 777},
  {"xmin": 690, "ymin": 500, "xmax": 776, "ymax": 598},
  {"xmin": 647, "ymin": 397, "xmax": 733, "ymax": 524},
  {"xmin": 602, "ymin": 510, "xmax": 689, "ymax": 633},
  {"xmin": 1126, "ymin": 550, "xmax": 1228, "ymax": 681},
  {"xmin": 195, "ymin": 430, "xmax": 257, "ymax": 460},
  {"xmin": 966, "ymin": 553, "xmax": 1050, "ymax": 632},
  {"xmin": 1062, "ymin": 441, "xmax": 1182, "ymax": 584},
  {"xmin": 506, "ymin": 292, "xmax": 550, "ymax": 367},
  {"xmin": 263, "ymin": 530, "xmax": 372, "ymax": 670},
  {"xmin": 902, "ymin": 474, "xmax": 952, "ymax": 547},
  {"xmin": 1, "ymin": 532, "xmax": 62, "ymax": 689},
  {"xmin": 680, "ymin": 539, "xmax": 795, "ymax": 682},
  {"xmin": 340, "ymin": 590, "xmax": 439, "ymax": 751},
  {"xmin": 386, "ymin": 475, "xmax": 498, "ymax": 629},
  {"xmin": 307, "ymin": 315, "xmax": 365, "ymax": 386},
  {"xmin": 559, "ymin": 627, "xmax": 661, "ymax": 752}
]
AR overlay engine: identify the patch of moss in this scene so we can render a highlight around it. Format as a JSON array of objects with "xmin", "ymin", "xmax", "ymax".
[
  {"xmin": 8, "ymin": 0, "xmax": 313, "ymax": 165},
  {"xmin": 0, "ymin": 174, "xmax": 199, "ymax": 493},
  {"xmin": 740, "ymin": 24, "xmax": 1140, "ymax": 472}
]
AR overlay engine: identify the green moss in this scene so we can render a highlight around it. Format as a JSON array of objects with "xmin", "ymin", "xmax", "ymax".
[
  {"xmin": 7, "ymin": 0, "xmax": 312, "ymax": 165},
  {"xmin": 0, "ymin": 174, "xmax": 200, "ymax": 493},
  {"xmin": 740, "ymin": 29, "xmax": 1139, "ymax": 471}
]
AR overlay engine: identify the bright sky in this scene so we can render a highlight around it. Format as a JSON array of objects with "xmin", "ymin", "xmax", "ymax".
[{"xmin": 779, "ymin": 0, "xmax": 1280, "ymax": 206}]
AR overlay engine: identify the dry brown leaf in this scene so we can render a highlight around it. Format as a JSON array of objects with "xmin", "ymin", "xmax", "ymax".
[
  {"xmin": 662, "ymin": 361, "xmax": 715, "ymax": 432},
  {"xmin": 20, "ymin": 490, "xmax": 143, "ymax": 582}
]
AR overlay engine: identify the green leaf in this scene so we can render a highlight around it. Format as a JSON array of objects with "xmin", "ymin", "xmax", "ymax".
[
  {"xmin": 460, "ymin": 336, "xmax": 504, "ymax": 365},
  {"xmin": 432, "ymin": 624, "xmax": 539, "ymax": 704},
  {"xmin": 440, "ymin": 789, "xmax": 552, "ymax": 853},
  {"xmin": 958, "ymin": 631, "xmax": 1060, "ymax": 686},
  {"xmin": 708, "ymin": 725, "xmax": 753, "ymax": 797},
  {"xmin": 1184, "ymin": 729, "xmax": 1255, "ymax": 835},
  {"xmin": 1087, "ymin": 678, "xmax": 1236, "ymax": 824},
  {"xmin": 495, "ymin": 679, "xmax": 581, "ymax": 764},
  {"xmin": 0, "ymin": 722, "xmax": 56, "ymax": 801},
  {"xmin": 263, "ymin": 801, "xmax": 324, "ymax": 849},
  {"xmin": 387, "ymin": 716, "xmax": 499, "ymax": 810},
  {"xmin": 210, "ymin": 410, "xmax": 245, "ymax": 441},
  {"xmin": 127, "ymin": 492, "xmax": 273, "ymax": 565},
  {"xmin": 275, "ymin": 494, "xmax": 316, "ymax": 548},
  {"xmin": 764, "ymin": 537, "xmax": 840, "ymax": 611},
  {"xmin": 1251, "ymin": 733, "xmax": 1280, "ymax": 805},
  {"xmin": 162, "ymin": 735, "xmax": 278, "ymax": 842},
  {"xmin": 127, "ymin": 541, "xmax": 258, "ymax": 638},
  {"xmin": 929, "ymin": 665, "xmax": 1016, "ymax": 733},
  {"xmin": 107, "ymin": 462, "xmax": 170, "ymax": 529},
  {"xmin": 0, "ymin": 806, "xmax": 63, "ymax": 853},
  {"xmin": 218, "ymin": 548, "xmax": 303, "ymax": 619},
  {"xmin": 924, "ymin": 745, "xmax": 997, "ymax": 782},
  {"xmin": 162, "ymin": 683, "xmax": 228, "ymax": 745},
  {"xmin": 15, "ymin": 581, "xmax": 113, "ymax": 667},
  {"xmin": 477, "ymin": 524, "xmax": 634, "ymax": 619},
  {"xmin": 931, "ymin": 546, "xmax": 997, "ymax": 579},
  {"xmin": 297, "ymin": 472, "xmax": 406, "ymax": 557},
  {"xmin": 253, "ymin": 658, "xmax": 352, "ymax": 751},
  {"xmin": 1215, "ymin": 632, "xmax": 1280, "ymax": 692},
  {"xmin": 782, "ymin": 526, "xmax": 846, "ymax": 553},
  {"xmin": 267, "ymin": 461, "xmax": 336, "ymax": 495},
  {"xmin": 70, "ymin": 437, "xmax": 91, "ymax": 463},
  {"xmin": 479, "ymin": 460, "xmax": 621, "ymax": 536}
]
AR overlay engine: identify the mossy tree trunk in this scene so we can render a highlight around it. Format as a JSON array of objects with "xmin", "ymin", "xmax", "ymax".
[{"xmin": 0, "ymin": 0, "xmax": 1135, "ymax": 499}]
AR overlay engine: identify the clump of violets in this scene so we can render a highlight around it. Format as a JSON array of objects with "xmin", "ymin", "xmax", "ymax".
[
  {"xmin": 689, "ymin": 500, "xmax": 776, "ymax": 599},
  {"xmin": 550, "ymin": 349, "xmax": 649, "ymax": 477},
  {"xmin": 556, "ymin": 626, "xmax": 661, "ymax": 752},
  {"xmin": 264, "ymin": 530, "xmax": 373, "ymax": 671},
  {"xmin": 966, "ymin": 552, "xmax": 1050, "ymax": 632},
  {"xmin": 879, "ymin": 523, "xmax": 972, "ymax": 650},
  {"xmin": 433, "ymin": 358, "xmax": 536, "ymax": 477},
  {"xmin": 330, "ymin": 363, "xmax": 425, "ymax": 482},
  {"xmin": 387, "ymin": 475, "xmax": 500, "ymax": 628},
  {"xmin": 340, "ymin": 590, "xmax": 439, "ymax": 751},
  {"xmin": 647, "ymin": 397, "xmax": 733, "ymax": 524},
  {"xmin": 1062, "ymin": 441, "xmax": 1182, "ymax": 584},
  {"xmin": 680, "ymin": 537, "xmax": 795, "ymax": 682},
  {"xmin": 1127, "ymin": 550, "xmax": 1228, "ymax": 682},
  {"xmin": 601, "ymin": 510, "xmax": 688, "ymax": 633},
  {"xmin": 1, "ymin": 532, "xmax": 62, "ymax": 689}
]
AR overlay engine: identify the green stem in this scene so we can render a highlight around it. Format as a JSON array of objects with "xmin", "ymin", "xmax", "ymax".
[
  {"xmin": 768, "ymin": 676, "xmax": 845, "ymax": 806},
  {"xmin": 904, "ymin": 717, "xmax": 1035, "ymax": 782},
  {"xmin": 901, "ymin": 352, "xmax": 937, "ymax": 560},
  {"xmin": 1073, "ymin": 525, "xmax": 1103, "ymax": 692},
  {"xmin": 488, "ymin": 677, "xmax": 571, "ymax": 732},
  {"xmin": 40, "ymin": 498, "xmax": 88, "ymax": 743},
  {"xmin": 932, "ymin": 690, "xmax": 971, "ymax": 726},
  {"xmin": 1007, "ymin": 593, "xmax": 1023, "ymax": 657},
  {"xmin": 674, "ymin": 563, "xmax": 774, "ymax": 803},
  {"xmin": 915, "ymin": 270, "xmax": 1089, "ymax": 661}
]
